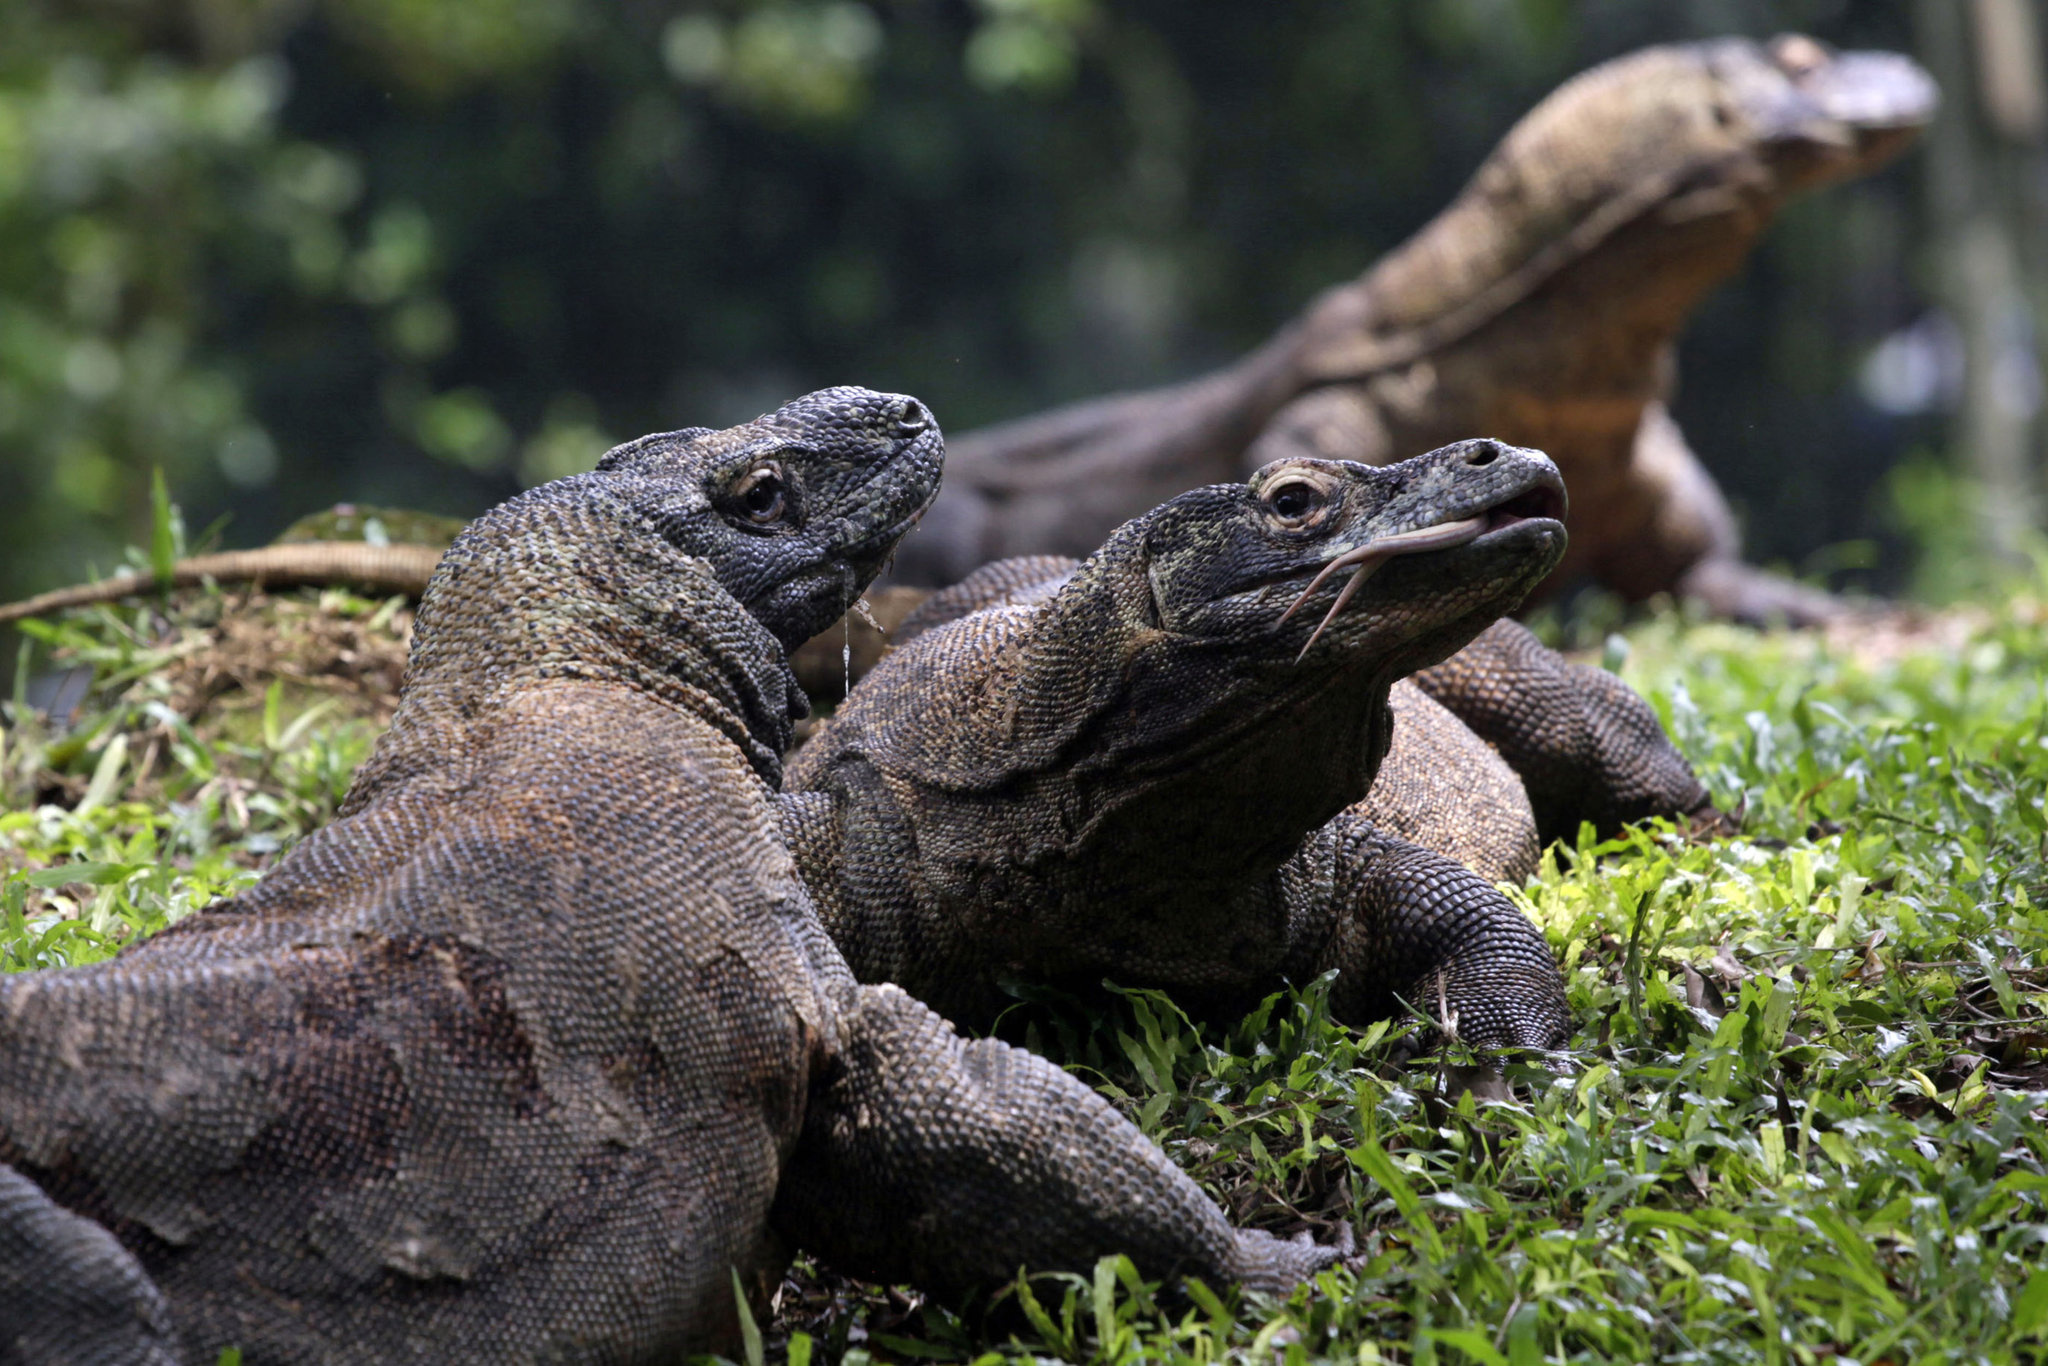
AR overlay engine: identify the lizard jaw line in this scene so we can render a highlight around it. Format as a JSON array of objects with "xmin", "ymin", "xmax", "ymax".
[{"xmin": 1277, "ymin": 515, "xmax": 1488, "ymax": 662}]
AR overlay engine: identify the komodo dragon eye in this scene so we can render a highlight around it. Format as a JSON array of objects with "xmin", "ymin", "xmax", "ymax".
[
  {"xmin": 732, "ymin": 463, "xmax": 788, "ymax": 525},
  {"xmin": 1264, "ymin": 479, "xmax": 1327, "ymax": 526}
]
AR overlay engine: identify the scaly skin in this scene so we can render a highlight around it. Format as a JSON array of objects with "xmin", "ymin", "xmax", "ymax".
[
  {"xmin": 0, "ymin": 388, "xmax": 1336, "ymax": 1366},
  {"xmin": 894, "ymin": 36, "xmax": 1937, "ymax": 625},
  {"xmin": 886, "ymin": 569, "xmax": 1712, "ymax": 888},
  {"xmin": 784, "ymin": 439, "xmax": 1591, "ymax": 1047}
]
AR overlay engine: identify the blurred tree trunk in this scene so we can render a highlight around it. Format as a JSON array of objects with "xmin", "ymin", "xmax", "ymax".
[{"xmin": 1916, "ymin": 0, "xmax": 2048, "ymax": 563}]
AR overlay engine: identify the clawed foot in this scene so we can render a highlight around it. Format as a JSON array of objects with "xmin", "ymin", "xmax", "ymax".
[
  {"xmin": 1681, "ymin": 798, "xmax": 1742, "ymax": 840},
  {"xmin": 1232, "ymin": 1219, "xmax": 1357, "ymax": 1292}
]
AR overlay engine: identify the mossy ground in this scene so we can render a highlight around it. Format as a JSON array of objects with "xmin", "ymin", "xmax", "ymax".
[{"xmin": 5, "ymin": 583, "xmax": 2048, "ymax": 1364}]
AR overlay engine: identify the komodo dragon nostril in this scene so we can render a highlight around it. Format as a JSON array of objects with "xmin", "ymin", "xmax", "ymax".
[
  {"xmin": 894, "ymin": 400, "xmax": 929, "ymax": 437},
  {"xmin": 1464, "ymin": 443, "xmax": 1501, "ymax": 467}
]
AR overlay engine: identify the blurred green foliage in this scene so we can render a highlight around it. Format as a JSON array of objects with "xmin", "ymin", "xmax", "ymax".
[{"xmin": 0, "ymin": 0, "xmax": 1928, "ymax": 602}]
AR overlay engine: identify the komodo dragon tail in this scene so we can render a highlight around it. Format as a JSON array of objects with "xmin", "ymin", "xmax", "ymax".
[{"xmin": 0, "ymin": 543, "xmax": 444, "ymax": 625}]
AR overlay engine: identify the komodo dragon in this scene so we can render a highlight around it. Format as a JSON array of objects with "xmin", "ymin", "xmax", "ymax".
[
  {"xmin": 0, "ymin": 388, "xmax": 1339, "ymax": 1365},
  {"xmin": 782, "ymin": 438, "xmax": 1706, "ymax": 1049},
  {"xmin": 891, "ymin": 34, "xmax": 1938, "ymax": 625}
]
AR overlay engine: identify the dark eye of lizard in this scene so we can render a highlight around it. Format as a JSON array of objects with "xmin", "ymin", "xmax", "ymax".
[
  {"xmin": 1267, "ymin": 481, "xmax": 1322, "ymax": 523},
  {"xmin": 734, "ymin": 464, "xmax": 787, "ymax": 525}
]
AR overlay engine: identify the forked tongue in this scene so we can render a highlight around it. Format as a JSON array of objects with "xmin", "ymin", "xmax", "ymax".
[{"xmin": 1278, "ymin": 516, "xmax": 1486, "ymax": 660}]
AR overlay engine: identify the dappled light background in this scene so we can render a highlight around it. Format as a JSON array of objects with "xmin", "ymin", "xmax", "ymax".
[{"xmin": 1, "ymin": 0, "xmax": 2032, "ymax": 604}]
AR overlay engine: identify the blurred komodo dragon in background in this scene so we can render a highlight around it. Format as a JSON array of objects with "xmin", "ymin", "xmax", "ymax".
[
  {"xmin": 781, "ymin": 440, "xmax": 1711, "ymax": 1049},
  {"xmin": 0, "ymin": 38, "xmax": 1939, "ymax": 642},
  {"xmin": 0, "ymin": 389, "xmax": 1341, "ymax": 1366},
  {"xmin": 892, "ymin": 34, "xmax": 1939, "ymax": 626}
]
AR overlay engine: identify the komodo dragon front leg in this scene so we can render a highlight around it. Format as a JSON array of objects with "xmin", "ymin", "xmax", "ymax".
[
  {"xmin": 775, "ymin": 983, "xmax": 1340, "ymax": 1299},
  {"xmin": 0, "ymin": 1166, "xmax": 180, "ymax": 1363},
  {"xmin": 1280, "ymin": 823, "xmax": 1569, "ymax": 1047}
]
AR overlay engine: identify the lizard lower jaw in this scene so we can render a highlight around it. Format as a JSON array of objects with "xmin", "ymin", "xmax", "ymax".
[{"xmin": 1284, "ymin": 501, "xmax": 1565, "ymax": 659}]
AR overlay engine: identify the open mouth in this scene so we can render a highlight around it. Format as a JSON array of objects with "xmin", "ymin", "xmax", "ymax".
[
  {"xmin": 1481, "ymin": 482, "xmax": 1567, "ymax": 531},
  {"xmin": 1278, "ymin": 477, "xmax": 1565, "ymax": 660}
]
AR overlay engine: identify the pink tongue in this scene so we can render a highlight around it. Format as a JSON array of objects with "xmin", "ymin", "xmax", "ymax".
[{"xmin": 1279, "ymin": 515, "xmax": 1487, "ymax": 660}]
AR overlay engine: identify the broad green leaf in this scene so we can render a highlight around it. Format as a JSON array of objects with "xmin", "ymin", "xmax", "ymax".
[{"xmin": 20, "ymin": 861, "xmax": 138, "ymax": 888}]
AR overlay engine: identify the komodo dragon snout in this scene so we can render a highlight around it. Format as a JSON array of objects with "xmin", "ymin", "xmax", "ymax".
[{"xmin": 1718, "ymin": 34, "xmax": 1937, "ymax": 191}]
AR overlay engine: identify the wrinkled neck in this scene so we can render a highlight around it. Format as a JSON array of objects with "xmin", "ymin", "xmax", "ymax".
[
  {"xmin": 1032, "ymin": 601, "xmax": 1400, "ymax": 884},
  {"xmin": 342, "ymin": 505, "xmax": 803, "ymax": 814}
]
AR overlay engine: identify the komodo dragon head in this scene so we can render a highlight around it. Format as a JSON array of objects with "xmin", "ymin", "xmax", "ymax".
[
  {"xmin": 351, "ymin": 386, "xmax": 943, "ymax": 799},
  {"xmin": 583, "ymin": 385, "xmax": 945, "ymax": 654},
  {"xmin": 1145, "ymin": 439, "xmax": 1567, "ymax": 677},
  {"xmin": 1044, "ymin": 438, "xmax": 1569, "ymax": 848},
  {"xmin": 1711, "ymin": 33, "xmax": 1936, "ymax": 195}
]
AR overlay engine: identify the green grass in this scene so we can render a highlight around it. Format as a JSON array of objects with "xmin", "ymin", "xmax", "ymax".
[
  {"xmin": 0, "ymin": 588, "xmax": 405, "ymax": 966},
  {"xmin": 7, "ymin": 585, "xmax": 2048, "ymax": 1363}
]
